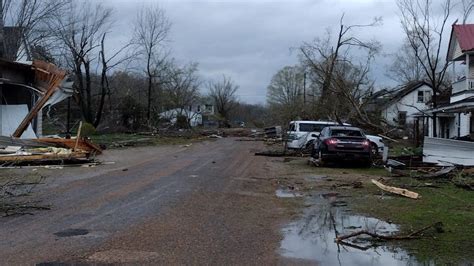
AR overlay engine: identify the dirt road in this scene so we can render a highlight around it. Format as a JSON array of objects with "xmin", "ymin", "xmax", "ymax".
[{"xmin": 0, "ymin": 138, "xmax": 288, "ymax": 264}]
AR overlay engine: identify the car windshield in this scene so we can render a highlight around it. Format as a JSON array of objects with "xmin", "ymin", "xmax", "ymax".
[
  {"xmin": 299, "ymin": 123, "xmax": 329, "ymax": 132},
  {"xmin": 330, "ymin": 129, "xmax": 363, "ymax": 137}
]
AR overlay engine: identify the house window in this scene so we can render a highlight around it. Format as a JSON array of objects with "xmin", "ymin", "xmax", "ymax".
[
  {"xmin": 197, "ymin": 105, "xmax": 201, "ymax": 112},
  {"xmin": 398, "ymin": 111, "xmax": 407, "ymax": 126},
  {"xmin": 417, "ymin": 90, "xmax": 431, "ymax": 103}
]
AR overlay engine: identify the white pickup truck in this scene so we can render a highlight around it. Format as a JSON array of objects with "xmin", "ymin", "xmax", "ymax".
[{"xmin": 286, "ymin": 120, "xmax": 385, "ymax": 155}]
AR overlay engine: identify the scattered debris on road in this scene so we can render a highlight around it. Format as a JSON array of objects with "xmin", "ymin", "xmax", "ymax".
[{"xmin": 0, "ymin": 175, "xmax": 50, "ymax": 217}]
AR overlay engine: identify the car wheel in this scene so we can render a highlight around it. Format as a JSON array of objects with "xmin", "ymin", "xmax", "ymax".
[
  {"xmin": 370, "ymin": 143, "xmax": 378, "ymax": 157},
  {"xmin": 311, "ymin": 145, "xmax": 317, "ymax": 158},
  {"xmin": 364, "ymin": 159, "xmax": 373, "ymax": 168}
]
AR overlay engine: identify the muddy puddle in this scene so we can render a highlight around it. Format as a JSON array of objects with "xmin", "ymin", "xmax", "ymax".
[
  {"xmin": 279, "ymin": 192, "xmax": 419, "ymax": 265},
  {"xmin": 275, "ymin": 188, "xmax": 303, "ymax": 198}
]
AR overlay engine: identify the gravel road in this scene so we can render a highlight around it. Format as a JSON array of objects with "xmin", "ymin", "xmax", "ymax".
[{"xmin": 0, "ymin": 138, "xmax": 290, "ymax": 264}]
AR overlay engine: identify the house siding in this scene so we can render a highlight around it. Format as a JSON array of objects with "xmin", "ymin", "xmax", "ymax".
[
  {"xmin": 383, "ymin": 84, "xmax": 432, "ymax": 126},
  {"xmin": 470, "ymin": 56, "xmax": 474, "ymax": 79},
  {"xmin": 453, "ymin": 41, "xmax": 464, "ymax": 60}
]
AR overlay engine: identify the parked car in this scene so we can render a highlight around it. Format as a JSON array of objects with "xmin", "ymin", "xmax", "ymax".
[
  {"xmin": 286, "ymin": 121, "xmax": 349, "ymax": 149},
  {"xmin": 311, "ymin": 126, "xmax": 372, "ymax": 166},
  {"xmin": 286, "ymin": 120, "xmax": 384, "ymax": 156}
]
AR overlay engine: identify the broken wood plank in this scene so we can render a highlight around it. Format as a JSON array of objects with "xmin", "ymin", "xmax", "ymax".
[
  {"xmin": 12, "ymin": 64, "xmax": 66, "ymax": 138},
  {"xmin": 420, "ymin": 166, "xmax": 456, "ymax": 179},
  {"xmin": 371, "ymin": 179, "xmax": 420, "ymax": 199},
  {"xmin": 37, "ymin": 138, "xmax": 102, "ymax": 155},
  {"xmin": 0, "ymin": 152, "xmax": 87, "ymax": 162},
  {"xmin": 74, "ymin": 121, "xmax": 83, "ymax": 151}
]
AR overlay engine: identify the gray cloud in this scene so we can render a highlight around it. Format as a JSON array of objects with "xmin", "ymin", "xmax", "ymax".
[{"xmin": 102, "ymin": 0, "xmax": 451, "ymax": 104}]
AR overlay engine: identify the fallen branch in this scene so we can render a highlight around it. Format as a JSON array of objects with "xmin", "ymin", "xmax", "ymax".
[
  {"xmin": 335, "ymin": 222, "xmax": 443, "ymax": 243},
  {"xmin": 371, "ymin": 179, "xmax": 420, "ymax": 199}
]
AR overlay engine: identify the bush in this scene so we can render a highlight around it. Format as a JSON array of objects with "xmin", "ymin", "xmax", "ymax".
[{"xmin": 80, "ymin": 122, "xmax": 96, "ymax": 136}]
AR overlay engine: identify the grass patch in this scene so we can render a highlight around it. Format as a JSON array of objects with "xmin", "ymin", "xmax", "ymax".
[
  {"xmin": 351, "ymin": 177, "xmax": 474, "ymax": 264},
  {"xmin": 388, "ymin": 140, "xmax": 422, "ymax": 157},
  {"xmin": 285, "ymin": 158, "xmax": 390, "ymax": 177}
]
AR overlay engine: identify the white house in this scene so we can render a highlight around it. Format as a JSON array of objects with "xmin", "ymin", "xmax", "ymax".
[
  {"xmin": 424, "ymin": 23, "xmax": 474, "ymax": 139},
  {"xmin": 368, "ymin": 81, "xmax": 433, "ymax": 128},
  {"xmin": 159, "ymin": 101, "xmax": 215, "ymax": 127},
  {"xmin": 159, "ymin": 108, "xmax": 202, "ymax": 127}
]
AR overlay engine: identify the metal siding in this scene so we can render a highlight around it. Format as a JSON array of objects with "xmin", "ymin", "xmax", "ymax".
[
  {"xmin": 454, "ymin": 24, "xmax": 474, "ymax": 53},
  {"xmin": 423, "ymin": 137, "xmax": 474, "ymax": 166}
]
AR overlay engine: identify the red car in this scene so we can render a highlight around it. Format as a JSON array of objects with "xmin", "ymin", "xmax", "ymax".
[{"xmin": 311, "ymin": 126, "xmax": 372, "ymax": 167}]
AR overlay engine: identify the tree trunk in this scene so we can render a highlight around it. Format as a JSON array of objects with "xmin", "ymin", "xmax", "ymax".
[
  {"xmin": 84, "ymin": 60, "xmax": 93, "ymax": 124},
  {"xmin": 147, "ymin": 75, "xmax": 152, "ymax": 122},
  {"xmin": 432, "ymin": 90, "xmax": 438, "ymax": 138}
]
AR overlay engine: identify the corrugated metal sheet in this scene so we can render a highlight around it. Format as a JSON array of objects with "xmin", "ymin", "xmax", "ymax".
[
  {"xmin": 423, "ymin": 137, "xmax": 474, "ymax": 166},
  {"xmin": 453, "ymin": 24, "xmax": 474, "ymax": 53}
]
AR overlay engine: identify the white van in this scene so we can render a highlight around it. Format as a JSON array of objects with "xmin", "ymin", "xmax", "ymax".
[
  {"xmin": 286, "ymin": 120, "xmax": 385, "ymax": 155},
  {"xmin": 286, "ymin": 121, "xmax": 340, "ymax": 149}
]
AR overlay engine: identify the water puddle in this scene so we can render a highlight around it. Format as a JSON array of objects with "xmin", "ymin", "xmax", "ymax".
[
  {"xmin": 54, "ymin": 228, "xmax": 89, "ymax": 237},
  {"xmin": 279, "ymin": 193, "xmax": 418, "ymax": 265},
  {"xmin": 275, "ymin": 188, "xmax": 303, "ymax": 198}
]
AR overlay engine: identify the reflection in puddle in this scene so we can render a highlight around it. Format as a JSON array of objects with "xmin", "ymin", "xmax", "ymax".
[{"xmin": 280, "ymin": 194, "xmax": 418, "ymax": 265}]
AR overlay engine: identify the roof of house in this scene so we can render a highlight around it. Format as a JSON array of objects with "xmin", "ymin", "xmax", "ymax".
[
  {"xmin": 364, "ymin": 81, "xmax": 432, "ymax": 112},
  {"xmin": 452, "ymin": 24, "xmax": 474, "ymax": 53}
]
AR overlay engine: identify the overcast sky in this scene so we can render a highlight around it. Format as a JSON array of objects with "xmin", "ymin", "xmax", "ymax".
[{"xmin": 103, "ymin": 0, "xmax": 461, "ymax": 104}]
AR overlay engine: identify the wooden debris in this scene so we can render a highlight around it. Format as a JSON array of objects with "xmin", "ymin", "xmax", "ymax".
[
  {"xmin": 387, "ymin": 159, "xmax": 406, "ymax": 168},
  {"xmin": 38, "ymin": 138, "xmax": 102, "ymax": 155},
  {"xmin": 13, "ymin": 61, "xmax": 67, "ymax": 138},
  {"xmin": 420, "ymin": 166, "xmax": 456, "ymax": 179},
  {"xmin": 371, "ymin": 179, "xmax": 420, "ymax": 199},
  {"xmin": 74, "ymin": 121, "xmax": 83, "ymax": 151},
  {"xmin": 0, "ymin": 152, "xmax": 88, "ymax": 162}
]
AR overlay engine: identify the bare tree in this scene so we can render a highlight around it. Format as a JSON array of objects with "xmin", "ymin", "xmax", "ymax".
[
  {"xmin": 96, "ymin": 32, "xmax": 133, "ymax": 127},
  {"xmin": 209, "ymin": 75, "xmax": 239, "ymax": 127},
  {"xmin": 49, "ymin": 1, "xmax": 113, "ymax": 127},
  {"xmin": 0, "ymin": 0, "xmax": 69, "ymax": 60},
  {"xmin": 388, "ymin": 39, "xmax": 426, "ymax": 83},
  {"xmin": 132, "ymin": 5, "xmax": 171, "ymax": 123},
  {"xmin": 267, "ymin": 65, "xmax": 305, "ymax": 123},
  {"xmin": 398, "ymin": 0, "xmax": 454, "ymax": 137},
  {"xmin": 162, "ymin": 62, "xmax": 201, "ymax": 124},
  {"xmin": 299, "ymin": 14, "xmax": 381, "ymax": 119},
  {"xmin": 460, "ymin": 0, "xmax": 473, "ymax": 24}
]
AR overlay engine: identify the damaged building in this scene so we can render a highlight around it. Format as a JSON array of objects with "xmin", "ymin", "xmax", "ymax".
[{"xmin": 422, "ymin": 23, "xmax": 474, "ymax": 166}]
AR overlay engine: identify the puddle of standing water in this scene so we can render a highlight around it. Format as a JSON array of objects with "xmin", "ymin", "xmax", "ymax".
[
  {"xmin": 275, "ymin": 188, "xmax": 303, "ymax": 198},
  {"xmin": 279, "ymin": 193, "xmax": 419, "ymax": 265}
]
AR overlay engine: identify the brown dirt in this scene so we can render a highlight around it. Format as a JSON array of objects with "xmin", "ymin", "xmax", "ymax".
[{"xmin": 0, "ymin": 138, "xmax": 300, "ymax": 264}]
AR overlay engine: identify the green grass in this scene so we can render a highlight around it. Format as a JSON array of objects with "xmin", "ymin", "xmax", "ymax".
[
  {"xmin": 284, "ymin": 157, "xmax": 391, "ymax": 177},
  {"xmin": 388, "ymin": 140, "xmax": 422, "ymax": 157},
  {"xmin": 351, "ymin": 177, "xmax": 474, "ymax": 264}
]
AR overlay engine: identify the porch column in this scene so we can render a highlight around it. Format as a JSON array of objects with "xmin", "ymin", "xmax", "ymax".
[{"xmin": 467, "ymin": 54, "xmax": 471, "ymax": 90}]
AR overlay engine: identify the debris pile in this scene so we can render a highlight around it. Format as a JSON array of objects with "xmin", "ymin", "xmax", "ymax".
[{"xmin": 0, "ymin": 136, "xmax": 101, "ymax": 166}]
